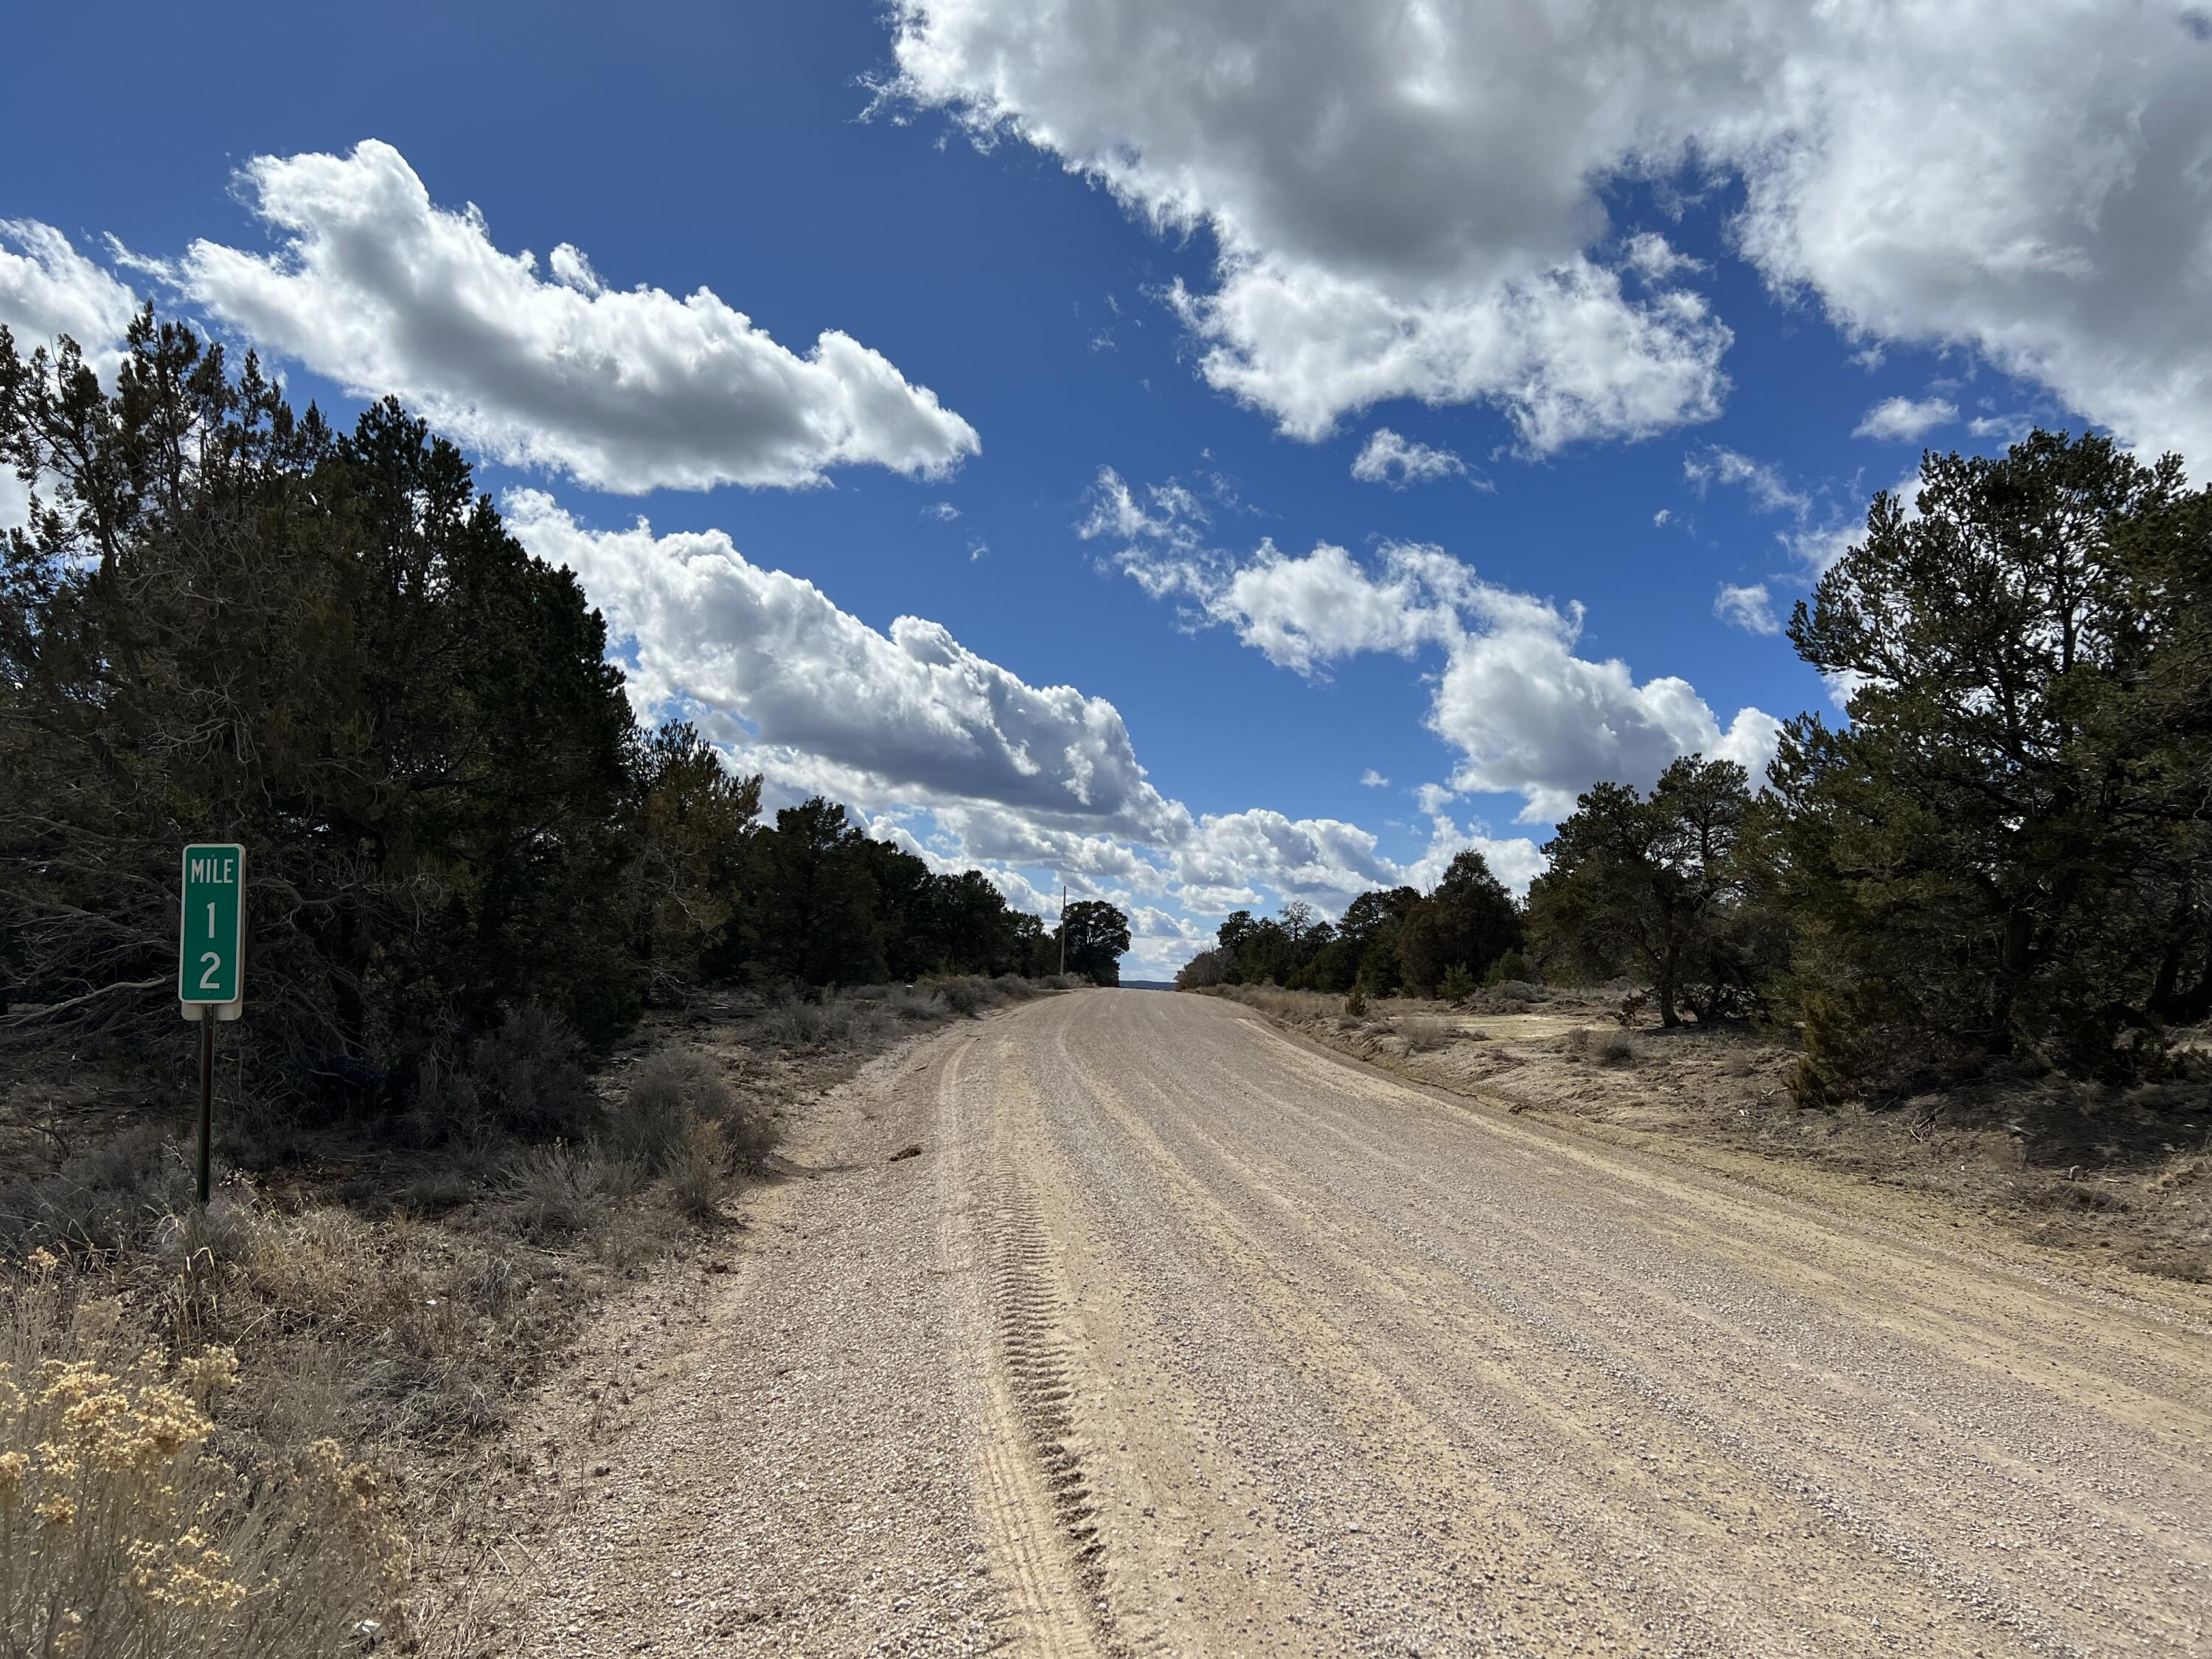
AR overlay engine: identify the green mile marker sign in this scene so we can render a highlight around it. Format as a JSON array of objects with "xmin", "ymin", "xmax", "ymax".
[{"xmin": 178, "ymin": 843, "xmax": 246, "ymax": 1017}]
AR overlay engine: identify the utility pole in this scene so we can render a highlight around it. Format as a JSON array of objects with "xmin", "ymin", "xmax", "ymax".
[{"xmin": 1059, "ymin": 882, "xmax": 1067, "ymax": 975}]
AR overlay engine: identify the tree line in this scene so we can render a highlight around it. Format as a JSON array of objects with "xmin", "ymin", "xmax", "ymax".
[
  {"xmin": 0, "ymin": 313, "xmax": 1129, "ymax": 1117},
  {"xmin": 1183, "ymin": 428, "xmax": 2212, "ymax": 1103}
]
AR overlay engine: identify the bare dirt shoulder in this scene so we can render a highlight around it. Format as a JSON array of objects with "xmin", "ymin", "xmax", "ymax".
[{"xmin": 415, "ymin": 1011, "xmax": 1018, "ymax": 1658}]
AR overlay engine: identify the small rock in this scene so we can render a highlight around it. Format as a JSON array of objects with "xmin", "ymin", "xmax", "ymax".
[{"xmin": 888, "ymin": 1144, "xmax": 924, "ymax": 1162}]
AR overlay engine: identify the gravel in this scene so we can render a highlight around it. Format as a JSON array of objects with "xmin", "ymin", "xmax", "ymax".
[{"xmin": 436, "ymin": 991, "xmax": 2212, "ymax": 1658}]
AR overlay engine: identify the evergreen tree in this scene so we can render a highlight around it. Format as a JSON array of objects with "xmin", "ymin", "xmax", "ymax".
[
  {"xmin": 1, "ymin": 315, "xmax": 644, "ymax": 1101},
  {"xmin": 728, "ymin": 798, "xmax": 888, "ymax": 988},
  {"xmin": 1526, "ymin": 758, "xmax": 1776, "ymax": 1026},
  {"xmin": 1060, "ymin": 900, "xmax": 1131, "ymax": 985},
  {"xmin": 1395, "ymin": 851, "xmax": 1520, "ymax": 996},
  {"xmin": 627, "ymin": 722, "xmax": 761, "ymax": 997},
  {"xmin": 1776, "ymin": 430, "xmax": 2212, "ymax": 1088}
]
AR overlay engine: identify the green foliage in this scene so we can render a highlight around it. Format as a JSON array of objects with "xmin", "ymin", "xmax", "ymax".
[
  {"xmin": 1775, "ymin": 429, "xmax": 2212, "ymax": 1088},
  {"xmin": 723, "ymin": 798, "xmax": 889, "ymax": 987},
  {"xmin": 1438, "ymin": 963, "xmax": 1478, "ymax": 1004},
  {"xmin": 1395, "ymin": 851, "xmax": 1520, "ymax": 996},
  {"xmin": 0, "ymin": 309, "xmax": 1068, "ymax": 1131},
  {"xmin": 1343, "ymin": 985, "xmax": 1368, "ymax": 1018},
  {"xmin": 1484, "ymin": 949, "xmax": 1532, "ymax": 987},
  {"xmin": 1526, "ymin": 757, "xmax": 1782, "ymax": 1027},
  {"xmin": 1174, "ymin": 949, "xmax": 1227, "ymax": 990},
  {"xmin": 626, "ymin": 722, "xmax": 760, "ymax": 997},
  {"xmin": 0, "ymin": 315, "xmax": 642, "ymax": 1101},
  {"xmin": 1060, "ymin": 900, "xmax": 1131, "ymax": 985},
  {"xmin": 1340, "ymin": 887, "xmax": 1418, "ymax": 993},
  {"xmin": 703, "ymin": 798, "xmax": 1054, "ymax": 991}
]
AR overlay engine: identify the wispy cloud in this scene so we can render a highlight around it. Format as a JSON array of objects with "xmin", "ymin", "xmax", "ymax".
[
  {"xmin": 1714, "ymin": 582, "xmax": 1781, "ymax": 636},
  {"xmin": 1350, "ymin": 427, "xmax": 1486, "ymax": 490}
]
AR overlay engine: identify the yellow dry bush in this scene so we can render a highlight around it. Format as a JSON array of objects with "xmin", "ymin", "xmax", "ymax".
[{"xmin": 0, "ymin": 1276, "xmax": 403, "ymax": 1657}]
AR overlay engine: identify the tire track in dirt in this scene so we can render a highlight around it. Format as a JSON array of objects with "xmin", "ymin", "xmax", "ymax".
[
  {"xmin": 939, "ymin": 1040, "xmax": 1119, "ymax": 1659},
  {"xmin": 987, "ymin": 1178, "xmax": 1114, "ymax": 1611}
]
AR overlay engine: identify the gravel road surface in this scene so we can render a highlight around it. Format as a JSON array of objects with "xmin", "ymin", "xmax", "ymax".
[{"xmin": 498, "ymin": 990, "xmax": 2212, "ymax": 1657}]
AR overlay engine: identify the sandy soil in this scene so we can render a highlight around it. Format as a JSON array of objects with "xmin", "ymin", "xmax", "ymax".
[{"xmin": 449, "ymin": 990, "xmax": 2212, "ymax": 1657}]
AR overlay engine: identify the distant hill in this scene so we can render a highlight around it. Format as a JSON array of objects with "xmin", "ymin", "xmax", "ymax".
[{"xmin": 1120, "ymin": 980, "xmax": 1175, "ymax": 991}]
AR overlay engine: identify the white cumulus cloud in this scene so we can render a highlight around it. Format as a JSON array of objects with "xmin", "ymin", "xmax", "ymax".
[
  {"xmin": 509, "ymin": 486, "xmax": 1556, "ymax": 976},
  {"xmin": 1096, "ymin": 490, "xmax": 1780, "ymax": 821},
  {"xmin": 504, "ymin": 490, "xmax": 1183, "ymax": 841},
  {"xmin": 1853, "ymin": 395, "xmax": 1958, "ymax": 442},
  {"xmin": 0, "ymin": 220, "xmax": 138, "ymax": 376},
  {"xmin": 172, "ymin": 141, "xmax": 979, "ymax": 493},
  {"xmin": 887, "ymin": 0, "xmax": 2212, "ymax": 470}
]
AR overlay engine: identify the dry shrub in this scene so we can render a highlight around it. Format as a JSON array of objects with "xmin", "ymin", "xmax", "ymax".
[
  {"xmin": 619, "ymin": 1046, "xmax": 778, "ymax": 1176},
  {"xmin": 409, "ymin": 1004, "xmax": 599, "ymax": 1144},
  {"xmin": 884, "ymin": 985, "xmax": 946, "ymax": 1023},
  {"xmin": 609, "ymin": 1050, "xmax": 745, "ymax": 1222},
  {"xmin": 0, "ymin": 1129, "xmax": 190, "ymax": 1262},
  {"xmin": 717, "ymin": 1095, "xmax": 779, "ymax": 1176},
  {"xmin": 662, "ymin": 1118, "xmax": 729, "ymax": 1224},
  {"xmin": 1563, "ymin": 1026, "xmax": 1593, "ymax": 1058},
  {"xmin": 933, "ymin": 976, "xmax": 990, "ymax": 1018},
  {"xmin": 501, "ymin": 1144, "xmax": 637, "ymax": 1243},
  {"xmin": 1403, "ymin": 1016, "xmax": 1458, "ymax": 1054},
  {"xmin": 0, "ymin": 1259, "xmax": 404, "ymax": 1657},
  {"xmin": 611, "ymin": 1050, "xmax": 721, "ymax": 1175},
  {"xmin": 1593, "ymin": 1029, "xmax": 1641, "ymax": 1067},
  {"xmin": 754, "ymin": 993, "xmax": 891, "ymax": 1051}
]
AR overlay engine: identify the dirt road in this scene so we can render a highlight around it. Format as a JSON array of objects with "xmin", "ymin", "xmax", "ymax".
[{"xmin": 495, "ymin": 990, "xmax": 2212, "ymax": 1657}]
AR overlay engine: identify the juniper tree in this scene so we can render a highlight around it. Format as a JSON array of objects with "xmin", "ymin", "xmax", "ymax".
[{"xmin": 1775, "ymin": 429, "xmax": 2212, "ymax": 1091}]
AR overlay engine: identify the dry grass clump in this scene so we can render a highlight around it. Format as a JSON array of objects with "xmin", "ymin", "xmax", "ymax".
[
  {"xmin": 614, "ymin": 1046, "xmax": 778, "ymax": 1183},
  {"xmin": 1593, "ymin": 1029, "xmax": 1641, "ymax": 1066},
  {"xmin": 751, "ymin": 995, "xmax": 891, "ymax": 1051},
  {"xmin": 662, "ymin": 1119, "xmax": 731, "ymax": 1223},
  {"xmin": 1561, "ymin": 1026, "xmax": 1639, "ymax": 1065},
  {"xmin": 502, "ymin": 1144, "xmax": 641, "ymax": 1243},
  {"xmin": 0, "ymin": 1256, "xmax": 405, "ymax": 1656},
  {"xmin": 1472, "ymin": 980, "xmax": 1544, "ymax": 1010},
  {"xmin": 923, "ymin": 974, "xmax": 1059, "ymax": 1019},
  {"xmin": 1211, "ymin": 986, "xmax": 1336, "ymax": 1023},
  {"xmin": 749, "ymin": 975, "xmax": 1067, "ymax": 1040},
  {"xmin": 1402, "ymin": 1016, "xmax": 1458, "ymax": 1054}
]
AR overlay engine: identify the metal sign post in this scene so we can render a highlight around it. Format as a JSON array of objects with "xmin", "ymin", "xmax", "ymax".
[
  {"xmin": 179, "ymin": 844, "xmax": 246, "ymax": 1207},
  {"xmin": 196, "ymin": 1006, "xmax": 215, "ymax": 1206}
]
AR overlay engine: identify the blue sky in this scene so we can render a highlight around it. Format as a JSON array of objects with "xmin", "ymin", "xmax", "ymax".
[{"xmin": 5, "ymin": 0, "xmax": 2206, "ymax": 978}]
